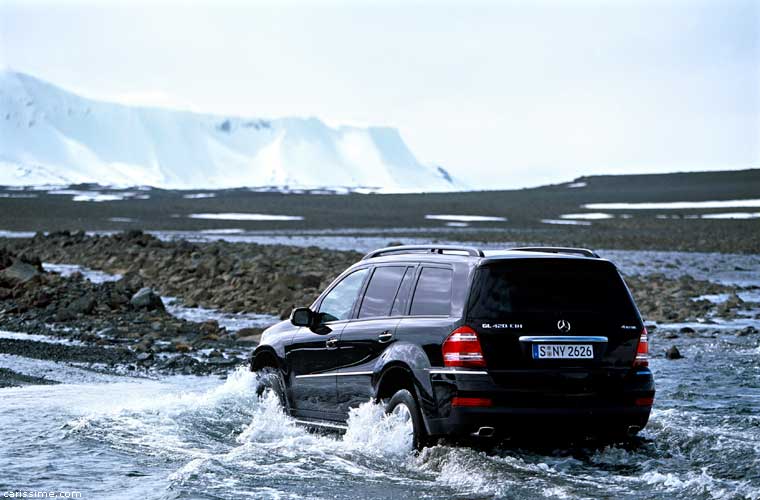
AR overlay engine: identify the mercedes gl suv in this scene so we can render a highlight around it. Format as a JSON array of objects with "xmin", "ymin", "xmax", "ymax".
[{"xmin": 250, "ymin": 245, "xmax": 654, "ymax": 448}]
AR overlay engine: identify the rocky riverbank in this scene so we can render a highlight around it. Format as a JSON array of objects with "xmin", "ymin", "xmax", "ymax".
[
  {"xmin": 0, "ymin": 231, "xmax": 757, "ymax": 382},
  {"xmin": 0, "ymin": 245, "xmax": 263, "ymax": 377},
  {"xmin": 7, "ymin": 230, "xmax": 361, "ymax": 317}
]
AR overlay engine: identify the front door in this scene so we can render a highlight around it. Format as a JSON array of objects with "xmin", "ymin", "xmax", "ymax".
[{"xmin": 286, "ymin": 267, "xmax": 369, "ymax": 420}]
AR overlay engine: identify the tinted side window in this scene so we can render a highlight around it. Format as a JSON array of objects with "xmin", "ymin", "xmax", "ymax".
[
  {"xmin": 410, "ymin": 267, "xmax": 453, "ymax": 316},
  {"xmin": 358, "ymin": 266, "xmax": 407, "ymax": 318},
  {"xmin": 390, "ymin": 267, "xmax": 415, "ymax": 316},
  {"xmin": 319, "ymin": 269, "xmax": 369, "ymax": 322}
]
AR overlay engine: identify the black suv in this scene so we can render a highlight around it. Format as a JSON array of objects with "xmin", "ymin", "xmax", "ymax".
[{"xmin": 251, "ymin": 245, "xmax": 654, "ymax": 448}]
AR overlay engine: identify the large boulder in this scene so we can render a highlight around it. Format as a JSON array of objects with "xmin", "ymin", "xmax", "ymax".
[
  {"xmin": 130, "ymin": 287, "xmax": 165, "ymax": 311},
  {"xmin": 0, "ymin": 260, "xmax": 41, "ymax": 284},
  {"xmin": 68, "ymin": 293, "xmax": 97, "ymax": 315}
]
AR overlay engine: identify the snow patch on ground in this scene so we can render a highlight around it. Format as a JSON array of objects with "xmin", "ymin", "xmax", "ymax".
[
  {"xmin": 701, "ymin": 212, "xmax": 760, "ymax": 219},
  {"xmin": 182, "ymin": 193, "xmax": 216, "ymax": 199},
  {"xmin": 584, "ymin": 199, "xmax": 760, "ymax": 210},
  {"xmin": 560, "ymin": 213, "xmax": 614, "ymax": 220},
  {"xmin": 188, "ymin": 213, "xmax": 304, "ymax": 221},
  {"xmin": 425, "ymin": 214, "xmax": 507, "ymax": 222},
  {"xmin": 0, "ymin": 230, "xmax": 36, "ymax": 238},
  {"xmin": 48, "ymin": 189, "xmax": 149, "ymax": 202},
  {"xmin": 198, "ymin": 229, "xmax": 246, "ymax": 234},
  {"xmin": 0, "ymin": 193, "xmax": 37, "ymax": 198}
]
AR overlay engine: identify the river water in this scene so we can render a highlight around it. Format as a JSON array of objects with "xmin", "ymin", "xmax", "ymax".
[
  {"xmin": 1, "ymin": 236, "xmax": 759, "ymax": 499},
  {"xmin": 1, "ymin": 328, "xmax": 759, "ymax": 499}
]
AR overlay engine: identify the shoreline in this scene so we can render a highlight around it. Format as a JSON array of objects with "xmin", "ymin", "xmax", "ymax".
[{"xmin": 0, "ymin": 231, "xmax": 758, "ymax": 383}]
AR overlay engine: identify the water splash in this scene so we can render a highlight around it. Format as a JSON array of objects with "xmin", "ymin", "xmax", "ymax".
[
  {"xmin": 342, "ymin": 399, "xmax": 413, "ymax": 456},
  {"xmin": 5, "ymin": 330, "xmax": 759, "ymax": 499}
]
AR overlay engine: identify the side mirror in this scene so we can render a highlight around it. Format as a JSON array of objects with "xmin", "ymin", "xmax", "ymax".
[{"xmin": 290, "ymin": 307, "xmax": 314, "ymax": 328}]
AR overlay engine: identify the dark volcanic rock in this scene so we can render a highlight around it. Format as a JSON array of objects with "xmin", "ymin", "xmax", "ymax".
[
  {"xmin": 69, "ymin": 293, "xmax": 97, "ymax": 315},
  {"xmin": 4, "ymin": 231, "xmax": 361, "ymax": 317},
  {"xmin": 0, "ymin": 260, "xmax": 41, "ymax": 284},
  {"xmin": 157, "ymin": 354, "xmax": 206, "ymax": 375},
  {"xmin": 737, "ymin": 326, "xmax": 757, "ymax": 337},
  {"xmin": 0, "ymin": 245, "xmax": 237, "ymax": 375},
  {"xmin": 130, "ymin": 287, "xmax": 165, "ymax": 311},
  {"xmin": 0, "ymin": 367, "xmax": 59, "ymax": 388},
  {"xmin": 626, "ymin": 273, "xmax": 745, "ymax": 323},
  {"xmin": 0, "ymin": 338, "xmax": 135, "ymax": 365},
  {"xmin": 665, "ymin": 346, "xmax": 683, "ymax": 360}
]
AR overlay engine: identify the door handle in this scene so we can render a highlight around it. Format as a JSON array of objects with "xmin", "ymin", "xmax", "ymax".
[
  {"xmin": 378, "ymin": 331, "xmax": 394, "ymax": 343},
  {"xmin": 326, "ymin": 337, "xmax": 339, "ymax": 349}
]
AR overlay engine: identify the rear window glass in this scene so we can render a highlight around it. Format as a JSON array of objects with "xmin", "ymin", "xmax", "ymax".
[
  {"xmin": 467, "ymin": 260, "xmax": 636, "ymax": 319},
  {"xmin": 410, "ymin": 267, "xmax": 453, "ymax": 316},
  {"xmin": 390, "ymin": 267, "xmax": 415, "ymax": 316},
  {"xmin": 359, "ymin": 266, "xmax": 407, "ymax": 318}
]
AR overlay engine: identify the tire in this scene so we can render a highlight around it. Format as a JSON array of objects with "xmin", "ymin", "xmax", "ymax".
[
  {"xmin": 255, "ymin": 367, "xmax": 289, "ymax": 412},
  {"xmin": 385, "ymin": 389, "xmax": 429, "ymax": 451}
]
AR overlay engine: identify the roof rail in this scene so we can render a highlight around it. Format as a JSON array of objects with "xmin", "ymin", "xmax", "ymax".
[
  {"xmin": 362, "ymin": 245, "xmax": 485, "ymax": 260},
  {"xmin": 509, "ymin": 246, "xmax": 600, "ymax": 258}
]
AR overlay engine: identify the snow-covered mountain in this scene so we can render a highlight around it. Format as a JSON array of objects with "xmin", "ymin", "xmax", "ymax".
[{"xmin": 0, "ymin": 71, "xmax": 462, "ymax": 191}]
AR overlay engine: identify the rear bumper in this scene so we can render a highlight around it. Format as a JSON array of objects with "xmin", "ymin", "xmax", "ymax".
[
  {"xmin": 426, "ymin": 404, "xmax": 652, "ymax": 438},
  {"xmin": 420, "ymin": 368, "xmax": 655, "ymax": 438}
]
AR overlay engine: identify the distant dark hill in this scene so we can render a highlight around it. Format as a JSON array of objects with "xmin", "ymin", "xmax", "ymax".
[
  {"xmin": 0, "ymin": 168, "xmax": 758, "ymax": 253},
  {"xmin": 541, "ymin": 169, "xmax": 760, "ymax": 203}
]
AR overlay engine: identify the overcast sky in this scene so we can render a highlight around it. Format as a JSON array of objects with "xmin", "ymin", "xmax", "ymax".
[{"xmin": 1, "ymin": 0, "xmax": 758, "ymax": 189}]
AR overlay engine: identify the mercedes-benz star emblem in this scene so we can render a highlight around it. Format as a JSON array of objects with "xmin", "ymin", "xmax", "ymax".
[{"xmin": 557, "ymin": 319, "xmax": 571, "ymax": 333}]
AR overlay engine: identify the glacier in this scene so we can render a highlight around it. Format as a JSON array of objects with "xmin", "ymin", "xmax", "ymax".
[{"xmin": 0, "ymin": 71, "xmax": 462, "ymax": 192}]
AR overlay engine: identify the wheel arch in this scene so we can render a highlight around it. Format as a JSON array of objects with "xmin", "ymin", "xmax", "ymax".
[
  {"xmin": 374, "ymin": 362, "xmax": 418, "ymax": 403},
  {"xmin": 250, "ymin": 346, "xmax": 282, "ymax": 372}
]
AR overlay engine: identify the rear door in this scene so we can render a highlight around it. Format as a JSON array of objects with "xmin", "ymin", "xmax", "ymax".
[
  {"xmin": 466, "ymin": 259, "xmax": 642, "ymax": 389},
  {"xmin": 286, "ymin": 267, "xmax": 369, "ymax": 420},
  {"xmin": 395, "ymin": 264, "xmax": 460, "ymax": 367},
  {"xmin": 336, "ymin": 265, "xmax": 412, "ymax": 415}
]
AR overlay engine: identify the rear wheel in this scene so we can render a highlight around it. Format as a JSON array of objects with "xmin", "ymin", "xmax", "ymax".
[
  {"xmin": 385, "ymin": 389, "xmax": 429, "ymax": 450},
  {"xmin": 255, "ymin": 367, "xmax": 289, "ymax": 412}
]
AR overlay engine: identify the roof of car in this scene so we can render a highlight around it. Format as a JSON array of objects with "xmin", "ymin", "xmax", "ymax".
[{"xmin": 357, "ymin": 246, "xmax": 617, "ymax": 270}]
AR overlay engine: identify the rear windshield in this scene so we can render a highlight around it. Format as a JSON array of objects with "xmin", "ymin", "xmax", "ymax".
[{"xmin": 467, "ymin": 259, "xmax": 637, "ymax": 319}]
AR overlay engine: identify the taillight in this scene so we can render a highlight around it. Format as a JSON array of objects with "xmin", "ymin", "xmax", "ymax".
[
  {"xmin": 452, "ymin": 397, "xmax": 493, "ymax": 407},
  {"xmin": 633, "ymin": 327, "xmax": 648, "ymax": 368},
  {"xmin": 443, "ymin": 326, "xmax": 486, "ymax": 368}
]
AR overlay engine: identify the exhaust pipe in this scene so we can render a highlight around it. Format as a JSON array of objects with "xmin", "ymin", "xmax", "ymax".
[
  {"xmin": 626, "ymin": 425, "xmax": 641, "ymax": 436},
  {"xmin": 472, "ymin": 426, "xmax": 495, "ymax": 438}
]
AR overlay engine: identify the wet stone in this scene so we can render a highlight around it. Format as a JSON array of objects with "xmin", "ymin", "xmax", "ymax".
[
  {"xmin": 665, "ymin": 346, "xmax": 683, "ymax": 360},
  {"xmin": 0, "ymin": 260, "xmax": 41, "ymax": 284},
  {"xmin": 130, "ymin": 287, "xmax": 165, "ymax": 311},
  {"xmin": 737, "ymin": 326, "xmax": 757, "ymax": 336}
]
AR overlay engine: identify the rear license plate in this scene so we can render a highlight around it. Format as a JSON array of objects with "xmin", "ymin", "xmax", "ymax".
[{"xmin": 532, "ymin": 344, "xmax": 593, "ymax": 359}]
